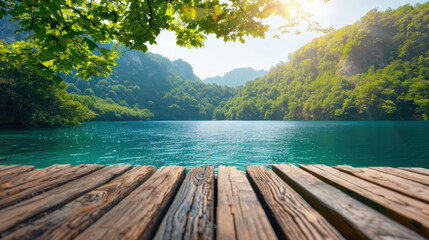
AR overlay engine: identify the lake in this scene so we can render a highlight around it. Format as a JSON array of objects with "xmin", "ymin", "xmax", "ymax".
[{"xmin": 1, "ymin": 121, "xmax": 428, "ymax": 171}]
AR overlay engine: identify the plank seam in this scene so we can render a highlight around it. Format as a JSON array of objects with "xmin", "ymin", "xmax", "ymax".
[
  {"xmin": 214, "ymin": 176, "xmax": 217, "ymax": 240},
  {"xmin": 299, "ymin": 165, "xmax": 428, "ymax": 237},
  {"xmin": 147, "ymin": 169, "xmax": 186, "ymax": 240},
  {"xmin": 272, "ymin": 166, "xmax": 370, "ymax": 239},
  {"xmin": 246, "ymin": 171, "xmax": 287, "ymax": 240},
  {"xmin": 1, "ymin": 165, "xmax": 103, "ymax": 209},
  {"xmin": 0, "ymin": 167, "xmax": 131, "ymax": 236},
  {"xmin": 228, "ymin": 170, "xmax": 239, "ymax": 240}
]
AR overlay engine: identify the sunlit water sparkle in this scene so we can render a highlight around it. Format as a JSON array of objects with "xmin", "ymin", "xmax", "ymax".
[{"xmin": 1, "ymin": 121, "xmax": 428, "ymax": 172}]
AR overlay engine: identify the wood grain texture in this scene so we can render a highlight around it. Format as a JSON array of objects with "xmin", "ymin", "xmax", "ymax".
[
  {"xmin": 154, "ymin": 166, "xmax": 214, "ymax": 240},
  {"xmin": 0, "ymin": 166, "xmax": 34, "ymax": 181},
  {"xmin": 75, "ymin": 166, "xmax": 186, "ymax": 240},
  {"xmin": 299, "ymin": 164, "xmax": 429, "ymax": 238},
  {"xmin": 335, "ymin": 165, "xmax": 429, "ymax": 203},
  {"xmin": 273, "ymin": 164, "xmax": 425, "ymax": 240},
  {"xmin": 400, "ymin": 167, "xmax": 429, "ymax": 176},
  {"xmin": 217, "ymin": 166, "xmax": 277, "ymax": 240},
  {"xmin": 0, "ymin": 164, "xmax": 103, "ymax": 209},
  {"xmin": 0, "ymin": 165, "xmax": 21, "ymax": 172},
  {"xmin": 0, "ymin": 165, "xmax": 131, "ymax": 234},
  {"xmin": 247, "ymin": 166, "xmax": 344, "ymax": 240},
  {"xmin": 0, "ymin": 165, "xmax": 71, "ymax": 191},
  {"xmin": 370, "ymin": 167, "xmax": 429, "ymax": 186},
  {"xmin": 3, "ymin": 165, "xmax": 156, "ymax": 240}
]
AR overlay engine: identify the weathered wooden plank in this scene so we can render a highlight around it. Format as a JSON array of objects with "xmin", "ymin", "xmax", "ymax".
[
  {"xmin": 75, "ymin": 166, "xmax": 186, "ymax": 240},
  {"xmin": 335, "ymin": 165, "xmax": 429, "ymax": 203},
  {"xmin": 0, "ymin": 164, "xmax": 131, "ymax": 234},
  {"xmin": 154, "ymin": 166, "xmax": 214, "ymax": 240},
  {"xmin": 370, "ymin": 167, "xmax": 429, "ymax": 186},
  {"xmin": 0, "ymin": 165, "xmax": 21, "ymax": 172},
  {"xmin": 0, "ymin": 164, "xmax": 71, "ymax": 191},
  {"xmin": 400, "ymin": 167, "xmax": 429, "ymax": 176},
  {"xmin": 217, "ymin": 166, "xmax": 277, "ymax": 240},
  {"xmin": 3, "ymin": 165, "xmax": 156, "ymax": 240},
  {"xmin": 0, "ymin": 164, "xmax": 103, "ymax": 209},
  {"xmin": 247, "ymin": 166, "xmax": 344, "ymax": 240},
  {"xmin": 299, "ymin": 164, "xmax": 429, "ymax": 238},
  {"xmin": 273, "ymin": 164, "xmax": 425, "ymax": 240},
  {"xmin": 0, "ymin": 166, "xmax": 34, "ymax": 181}
]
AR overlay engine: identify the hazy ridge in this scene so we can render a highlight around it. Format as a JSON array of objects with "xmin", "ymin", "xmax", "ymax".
[{"xmin": 204, "ymin": 68, "xmax": 268, "ymax": 87}]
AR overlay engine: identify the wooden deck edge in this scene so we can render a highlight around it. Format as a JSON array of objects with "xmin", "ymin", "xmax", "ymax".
[
  {"xmin": 0, "ymin": 164, "xmax": 428, "ymax": 240},
  {"xmin": 246, "ymin": 167, "xmax": 287, "ymax": 240},
  {"xmin": 299, "ymin": 165, "xmax": 429, "ymax": 238}
]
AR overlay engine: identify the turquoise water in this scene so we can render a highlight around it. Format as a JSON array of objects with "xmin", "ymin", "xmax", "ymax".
[{"xmin": 0, "ymin": 121, "xmax": 428, "ymax": 171}]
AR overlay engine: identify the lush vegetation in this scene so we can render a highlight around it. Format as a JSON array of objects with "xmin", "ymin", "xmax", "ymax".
[
  {"xmin": 0, "ymin": 0, "xmax": 330, "ymax": 82},
  {"xmin": 0, "ymin": 0, "xmax": 329, "ymax": 125},
  {"xmin": 69, "ymin": 94, "xmax": 153, "ymax": 121},
  {"xmin": 1, "ymin": 3, "xmax": 428, "ymax": 125},
  {"xmin": 214, "ymin": 3, "xmax": 429, "ymax": 120},
  {"xmin": 65, "ymin": 48, "xmax": 238, "ymax": 120},
  {"xmin": 0, "ymin": 59, "xmax": 94, "ymax": 126},
  {"xmin": 1, "ymin": 18, "xmax": 238, "ymax": 124}
]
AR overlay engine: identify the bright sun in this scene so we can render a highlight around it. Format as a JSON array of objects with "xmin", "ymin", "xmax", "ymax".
[
  {"xmin": 279, "ymin": 0, "xmax": 331, "ymax": 24},
  {"xmin": 270, "ymin": 0, "xmax": 332, "ymax": 34},
  {"xmin": 299, "ymin": 0, "xmax": 332, "ymax": 24}
]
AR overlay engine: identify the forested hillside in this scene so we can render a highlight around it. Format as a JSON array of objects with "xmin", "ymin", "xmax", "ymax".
[
  {"xmin": 1, "ymin": 19, "xmax": 95, "ymax": 126},
  {"xmin": 65, "ymin": 47, "xmax": 238, "ymax": 120},
  {"xmin": 214, "ymin": 3, "xmax": 429, "ymax": 120},
  {"xmin": 204, "ymin": 68, "xmax": 268, "ymax": 86},
  {"xmin": 2, "ymin": 3, "xmax": 428, "ymax": 125},
  {"xmin": 0, "ymin": 60, "xmax": 94, "ymax": 126},
  {"xmin": 1, "ymin": 18, "xmax": 237, "ymax": 124}
]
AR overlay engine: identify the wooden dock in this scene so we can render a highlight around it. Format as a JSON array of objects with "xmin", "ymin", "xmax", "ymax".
[{"xmin": 0, "ymin": 164, "xmax": 428, "ymax": 240}]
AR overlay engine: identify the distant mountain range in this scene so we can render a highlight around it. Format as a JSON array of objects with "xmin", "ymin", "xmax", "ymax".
[
  {"xmin": 63, "ymin": 47, "xmax": 238, "ymax": 120},
  {"xmin": 3, "ymin": 2, "xmax": 427, "ymax": 123},
  {"xmin": 204, "ymin": 68, "xmax": 268, "ymax": 87}
]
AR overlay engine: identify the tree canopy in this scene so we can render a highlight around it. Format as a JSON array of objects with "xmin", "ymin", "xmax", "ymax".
[
  {"xmin": 0, "ymin": 0, "xmax": 330, "ymax": 81},
  {"xmin": 1, "ymin": 2, "xmax": 428, "ymax": 125},
  {"xmin": 0, "ymin": 59, "xmax": 94, "ymax": 126}
]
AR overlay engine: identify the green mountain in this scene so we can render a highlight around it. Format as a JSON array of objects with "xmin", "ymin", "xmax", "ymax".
[
  {"xmin": 1, "ymin": 18, "xmax": 237, "ymax": 123},
  {"xmin": 1, "ymin": 18, "xmax": 95, "ymax": 126},
  {"xmin": 2, "ymin": 3, "xmax": 428, "ymax": 124},
  {"xmin": 65, "ymin": 48, "xmax": 237, "ymax": 120},
  {"xmin": 214, "ymin": 3, "xmax": 429, "ymax": 120},
  {"xmin": 204, "ymin": 68, "xmax": 268, "ymax": 87}
]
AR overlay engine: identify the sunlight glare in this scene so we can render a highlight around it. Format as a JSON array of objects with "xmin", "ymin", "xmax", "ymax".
[
  {"xmin": 301, "ymin": 0, "xmax": 332, "ymax": 25},
  {"xmin": 281, "ymin": 0, "xmax": 332, "ymax": 26}
]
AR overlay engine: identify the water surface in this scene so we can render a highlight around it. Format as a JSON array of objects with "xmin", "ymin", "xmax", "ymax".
[{"xmin": 1, "ymin": 121, "xmax": 428, "ymax": 171}]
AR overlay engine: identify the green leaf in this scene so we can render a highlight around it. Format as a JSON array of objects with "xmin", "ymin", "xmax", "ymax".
[
  {"xmin": 84, "ymin": 37, "xmax": 99, "ymax": 51},
  {"xmin": 53, "ymin": 74, "xmax": 63, "ymax": 84},
  {"xmin": 100, "ymin": 47, "xmax": 110, "ymax": 55}
]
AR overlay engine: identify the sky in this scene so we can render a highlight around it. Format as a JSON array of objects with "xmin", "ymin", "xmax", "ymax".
[{"xmin": 148, "ymin": 0, "xmax": 425, "ymax": 79}]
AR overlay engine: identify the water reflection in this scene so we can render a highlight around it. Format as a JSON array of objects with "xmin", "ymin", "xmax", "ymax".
[{"xmin": 0, "ymin": 121, "xmax": 428, "ymax": 171}]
